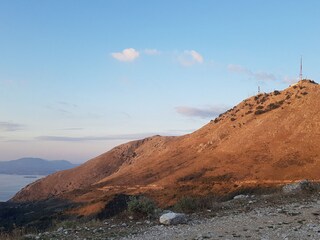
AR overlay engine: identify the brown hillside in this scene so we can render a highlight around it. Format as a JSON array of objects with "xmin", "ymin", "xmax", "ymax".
[{"xmin": 12, "ymin": 80, "xmax": 320, "ymax": 214}]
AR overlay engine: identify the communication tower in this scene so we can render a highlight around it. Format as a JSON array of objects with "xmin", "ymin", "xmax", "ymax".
[{"xmin": 299, "ymin": 56, "xmax": 303, "ymax": 81}]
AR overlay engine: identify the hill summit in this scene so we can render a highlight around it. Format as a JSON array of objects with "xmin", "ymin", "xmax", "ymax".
[{"xmin": 12, "ymin": 80, "xmax": 320, "ymax": 216}]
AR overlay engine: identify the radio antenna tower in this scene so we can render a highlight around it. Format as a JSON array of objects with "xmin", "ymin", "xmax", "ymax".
[{"xmin": 299, "ymin": 56, "xmax": 303, "ymax": 81}]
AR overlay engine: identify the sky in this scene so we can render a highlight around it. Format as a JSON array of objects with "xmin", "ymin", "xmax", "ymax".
[{"xmin": 1, "ymin": 0, "xmax": 320, "ymax": 163}]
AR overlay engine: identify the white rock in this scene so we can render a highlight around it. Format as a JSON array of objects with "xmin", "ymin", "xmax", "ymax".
[
  {"xmin": 159, "ymin": 212, "xmax": 187, "ymax": 225},
  {"xmin": 233, "ymin": 194, "xmax": 249, "ymax": 200}
]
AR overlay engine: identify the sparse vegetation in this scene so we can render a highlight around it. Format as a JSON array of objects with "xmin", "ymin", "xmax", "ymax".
[
  {"xmin": 254, "ymin": 100, "xmax": 284, "ymax": 115},
  {"xmin": 127, "ymin": 196, "xmax": 156, "ymax": 217},
  {"xmin": 174, "ymin": 197, "xmax": 197, "ymax": 213},
  {"xmin": 273, "ymin": 90, "xmax": 281, "ymax": 95},
  {"xmin": 221, "ymin": 185, "xmax": 282, "ymax": 201},
  {"xmin": 267, "ymin": 102, "xmax": 280, "ymax": 110},
  {"xmin": 245, "ymin": 110, "xmax": 253, "ymax": 115},
  {"xmin": 0, "ymin": 230, "xmax": 25, "ymax": 240},
  {"xmin": 254, "ymin": 109, "xmax": 265, "ymax": 115},
  {"xmin": 308, "ymin": 80, "xmax": 318, "ymax": 84}
]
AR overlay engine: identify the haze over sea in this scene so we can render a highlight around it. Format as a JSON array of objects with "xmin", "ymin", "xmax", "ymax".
[{"xmin": 0, "ymin": 174, "xmax": 44, "ymax": 202}]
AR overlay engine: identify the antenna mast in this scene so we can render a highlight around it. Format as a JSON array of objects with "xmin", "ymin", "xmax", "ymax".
[{"xmin": 299, "ymin": 56, "xmax": 303, "ymax": 81}]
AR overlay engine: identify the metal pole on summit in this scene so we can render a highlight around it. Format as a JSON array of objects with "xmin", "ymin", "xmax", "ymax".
[{"xmin": 300, "ymin": 56, "xmax": 303, "ymax": 81}]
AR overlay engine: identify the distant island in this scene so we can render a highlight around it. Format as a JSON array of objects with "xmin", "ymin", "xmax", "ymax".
[{"xmin": 0, "ymin": 158, "xmax": 78, "ymax": 175}]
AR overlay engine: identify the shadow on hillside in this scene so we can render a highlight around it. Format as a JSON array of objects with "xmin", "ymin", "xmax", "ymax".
[{"xmin": 0, "ymin": 199, "xmax": 77, "ymax": 232}]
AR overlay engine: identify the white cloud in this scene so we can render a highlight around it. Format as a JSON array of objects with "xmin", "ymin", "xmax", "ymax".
[
  {"xmin": 144, "ymin": 49, "xmax": 161, "ymax": 55},
  {"xmin": 178, "ymin": 50, "xmax": 204, "ymax": 66},
  {"xmin": 175, "ymin": 105, "xmax": 228, "ymax": 119},
  {"xmin": 188, "ymin": 50, "xmax": 204, "ymax": 63},
  {"xmin": 111, "ymin": 48, "xmax": 140, "ymax": 62},
  {"xmin": 228, "ymin": 64, "xmax": 276, "ymax": 81}
]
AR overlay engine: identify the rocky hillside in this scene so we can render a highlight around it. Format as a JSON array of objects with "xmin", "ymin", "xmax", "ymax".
[{"xmin": 12, "ymin": 80, "xmax": 320, "ymax": 216}]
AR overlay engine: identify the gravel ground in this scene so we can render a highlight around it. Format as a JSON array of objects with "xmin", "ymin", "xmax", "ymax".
[
  {"xmin": 23, "ymin": 193, "xmax": 320, "ymax": 240},
  {"xmin": 121, "ymin": 200, "xmax": 320, "ymax": 240}
]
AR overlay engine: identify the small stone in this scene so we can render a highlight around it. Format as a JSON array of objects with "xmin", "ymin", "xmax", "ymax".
[
  {"xmin": 233, "ymin": 195, "xmax": 249, "ymax": 200},
  {"xmin": 287, "ymin": 211, "xmax": 301, "ymax": 216}
]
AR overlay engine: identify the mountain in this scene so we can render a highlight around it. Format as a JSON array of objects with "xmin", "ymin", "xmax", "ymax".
[
  {"xmin": 0, "ymin": 158, "xmax": 78, "ymax": 175},
  {"xmin": 11, "ymin": 80, "xmax": 320, "ymax": 217}
]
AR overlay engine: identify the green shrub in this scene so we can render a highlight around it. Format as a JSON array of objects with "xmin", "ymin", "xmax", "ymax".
[
  {"xmin": 174, "ymin": 195, "xmax": 219, "ymax": 213},
  {"xmin": 174, "ymin": 197, "xmax": 197, "ymax": 213},
  {"xmin": 127, "ymin": 196, "xmax": 155, "ymax": 217}
]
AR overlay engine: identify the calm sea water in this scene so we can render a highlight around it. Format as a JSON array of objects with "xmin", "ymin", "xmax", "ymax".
[{"xmin": 0, "ymin": 174, "xmax": 45, "ymax": 202}]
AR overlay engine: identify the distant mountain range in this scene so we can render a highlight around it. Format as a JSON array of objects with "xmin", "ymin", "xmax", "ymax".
[{"xmin": 0, "ymin": 158, "xmax": 78, "ymax": 175}]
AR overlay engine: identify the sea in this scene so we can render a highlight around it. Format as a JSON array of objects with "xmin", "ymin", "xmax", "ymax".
[{"xmin": 0, "ymin": 174, "xmax": 45, "ymax": 202}]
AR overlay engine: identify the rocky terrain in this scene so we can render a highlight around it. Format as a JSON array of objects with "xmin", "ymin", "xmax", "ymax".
[
  {"xmin": 11, "ymin": 80, "xmax": 320, "ymax": 221},
  {"xmin": 18, "ymin": 188, "xmax": 320, "ymax": 240}
]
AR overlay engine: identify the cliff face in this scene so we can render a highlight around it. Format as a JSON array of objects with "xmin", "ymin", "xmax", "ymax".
[{"xmin": 12, "ymin": 80, "xmax": 320, "ymax": 213}]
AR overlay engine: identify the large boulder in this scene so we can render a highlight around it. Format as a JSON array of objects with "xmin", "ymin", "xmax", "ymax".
[
  {"xmin": 282, "ymin": 180, "xmax": 315, "ymax": 194},
  {"xmin": 159, "ymin": 212, "xmax": 187, "ymax": 225}
]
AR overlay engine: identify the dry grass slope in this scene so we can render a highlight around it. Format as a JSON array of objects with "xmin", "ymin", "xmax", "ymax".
[{"xmin": 12, "ymin": 80, "xmax": 320, "ymax": 215}]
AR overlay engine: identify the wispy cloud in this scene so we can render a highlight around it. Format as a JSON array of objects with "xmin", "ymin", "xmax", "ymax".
[
  {"xmin": 228, "ymin": 64, "xmax": 276, "ymax": 81},
  {"xmin": 178, "ymin": 50, "xmax": 204, "ymax": 66},
  {"xmin": 45, "ymin": 101, "xmax": 100, "ymax": 119},
  {"xmin": 0, "ymin": 121, "xmax": 25, "ymax": 132},
  {"xmin": 60, "ymin": 127, "xmax": 84, "ymax": 131},
  {"xmin": 36, "ymin": 133, "xmax": 161, "ymax": 142},
  {"xmin": 111, "ymin": 48, "xmax": 140, "ymax": 62},
  {"xmin": 144, "ymin": 49, "xmax": 161, "ymax": 55},
  {"xmin": 57, "ymin": 101, "xmax": 78, "ymax": 108},
  {"xmin": 175, "ymin": 105, "xmax": 228, "ymax": 119},
  {"xmin": 282, "ymin": 76, "xmax": 299, "ymax": 84}
]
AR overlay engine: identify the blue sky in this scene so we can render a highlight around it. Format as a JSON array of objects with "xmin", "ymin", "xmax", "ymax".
[{"xmin": 1, "ymin": 0, "xmax": 320, "ymax": 163}]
